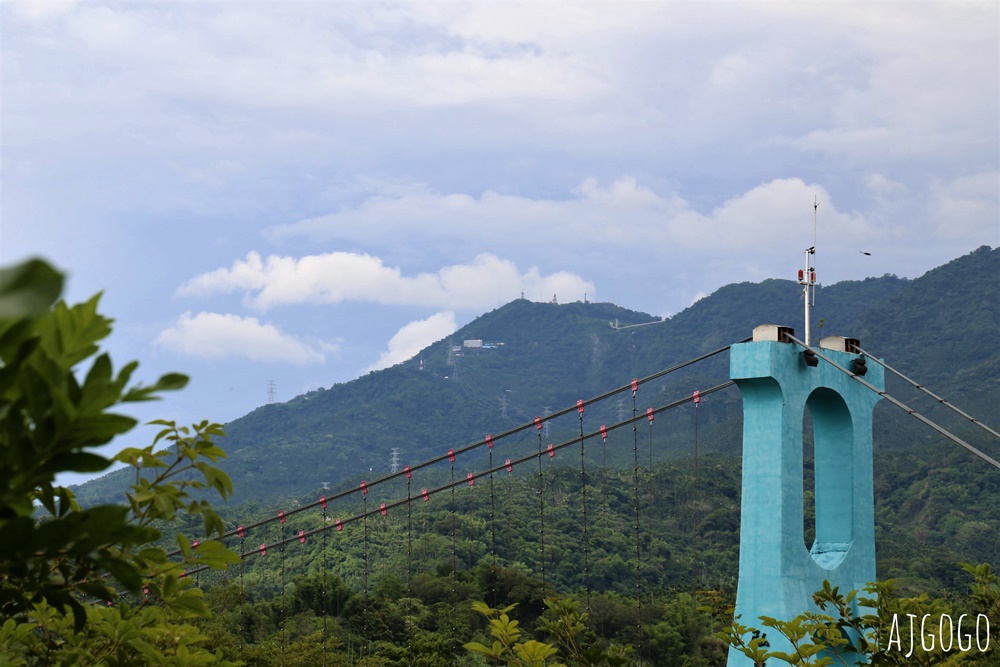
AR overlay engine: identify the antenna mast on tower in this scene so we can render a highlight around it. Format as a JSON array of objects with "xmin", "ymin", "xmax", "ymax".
[{"xmin": 797, "ymin": 198, "xmax": 818, "ymax": 344}]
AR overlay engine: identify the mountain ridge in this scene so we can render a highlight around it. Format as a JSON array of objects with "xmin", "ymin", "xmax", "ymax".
[{"xmin": 73, "ymin": 245, "xmax": 998, "ymax": 505}]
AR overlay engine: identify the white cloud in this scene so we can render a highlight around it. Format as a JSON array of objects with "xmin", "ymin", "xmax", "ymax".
[
  {"xmin": 33, "ymin": 3, "xmax": 604, "ymax": 112},
  {"xmin": 6, "ymin": 1, "xmax": 995, "ymax": 236},
  {"xmin": 254, "ymin": 175, "xmax": 896, "ymax": 315},
  {"xmin": 267, "ymin": 175, "xmax": 684, "ymax": 252},
  {"xmin": 155, "ymin": 312, "xmax": 333, "ymax": 365},
  {"xmin": 6, "ymin": 0, "xmax": 78, "ymax": 21},
  {"xmin": 930, "ymin": 171, "xmax": 1000, "ymax": 239},
  {"xmin": 866, "ymin": 174, "xmax": 907, "ymax": 198},
  {"xmin": 178, "ymin": 252, "xmax": 595, "ymax": 311},
  {"xmin": 367, "ymin": 311, "xmax": 457, "ymax": 372},
  {"xmin": 667, "ymin": 178, "xmax": 873, "ymax": 247},
  {"xmin": 270, "ymin": 175, "xmax": 870, "ymax": 255},
  {"xmin": 9, "ymin": 2, "xmax": 994, "ymax": 162}
]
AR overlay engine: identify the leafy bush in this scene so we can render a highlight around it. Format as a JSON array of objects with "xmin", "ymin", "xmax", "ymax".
[{"xmin": 0, "ymin": 258, "xmax": 238, "ymax": 665}]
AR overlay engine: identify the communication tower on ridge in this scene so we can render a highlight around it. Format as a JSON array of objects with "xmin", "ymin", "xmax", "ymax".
[{"xmin": 267, "ymin": 380, "xmax": 276, "ymax": 404}]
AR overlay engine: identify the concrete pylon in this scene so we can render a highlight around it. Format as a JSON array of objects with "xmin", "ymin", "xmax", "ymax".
[{"xmin": 727, "ymin": 326, "xmax": 884, "ymax": 666}]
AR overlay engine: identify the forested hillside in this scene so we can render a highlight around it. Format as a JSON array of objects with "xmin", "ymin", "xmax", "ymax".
[
  {"xmin": 75, "ymin": 246, "xmax": 997, "ymax": 506},
  {"xmin": 176, "ymin": 439, "xmax": 998, "ymax": 666},
  {"xmin": 66, "ymin": 246, "xmax": 999, "ymax": 666}
]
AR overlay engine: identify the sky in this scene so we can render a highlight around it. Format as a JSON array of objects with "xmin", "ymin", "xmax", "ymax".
[{"xmin": 2, "ymin": 1, "xmax": 998, "ymax": 470}]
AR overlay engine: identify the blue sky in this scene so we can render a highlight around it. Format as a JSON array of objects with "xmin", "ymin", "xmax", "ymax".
[{"xmin": 2, "ymin": 1, "xmax": 997, "ymax": 471}]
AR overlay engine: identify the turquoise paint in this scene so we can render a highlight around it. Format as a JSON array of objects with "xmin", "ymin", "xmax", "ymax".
[{"xmin": 727, "ymin": 340, "xmax": 884, "ymax": 666}]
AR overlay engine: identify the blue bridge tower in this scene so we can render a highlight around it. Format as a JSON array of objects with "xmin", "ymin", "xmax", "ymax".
[{"xmin": 727, "ymin": 325, "xmax": 884, "ymax": 666}]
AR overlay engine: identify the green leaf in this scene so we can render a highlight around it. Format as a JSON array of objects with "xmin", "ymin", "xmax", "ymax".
[
  {"xmin": 0, "ymin": 518, "xmax": 34, "ymax": 557},
  {"xmin": 45, "ymin": 452, "xmax": 111, "ymax": 474},
  {"xmin": 123, "ymin": 373, "xmax": 189, "ymax": 402},
  {"xmin": 176, "ymin": 533, "xmax": 192, "ymax": 558},
  {"xmin": 464, "ymin": 641, "xmax": 503, "ymax": 659},
  {"xmin": 81, "ymin": 352, "xmax": 113, "ymax": 394},
  {"xmin": 0, "ymin": 259, "xmax": 63, "ymax": 319},
  {"xmin": 138, "ymin": 547, "xmax": 167, "ymax": 562},
  {"xmin": 162, "ymin": 590, "xmax": 209, "ymax": 619},
  {"xmin": 126, "ymin": 637, "xmax": 163, "ymax": 661},
  {"xmin": 36, "ymin": 485, "xmax": 57, "ymax": 516},
  {"xmin": 188, "ymin": 539, "xmax": 239, "ymax": 569},
  {"xmin": 513, "ymin": 640, "xmax": 559, "ymax": 664},
  {"xmin": 56, "ymin": 487, "xmax": 76, "ymax": 518},
  {"xmin": 0, "ymin": 320, "xmax": 39, "ymax": 366},
  {"xmin": 37, "ymin": 294, "xmax": 113, "ymax": 369},
  {"xmin": 153, "ymin": 372, "xmax": 189, "ymax": 391},
  {"xmin": 102, "ymin": 559, "xmax": 142, "ymax": 591},
  {"xmin": 59, "ymin": 413, "xmax": 138, "ymax": 449},
  {"xmin": 77, "ymin": 582, "xmax": 113, "ymax": 601}
]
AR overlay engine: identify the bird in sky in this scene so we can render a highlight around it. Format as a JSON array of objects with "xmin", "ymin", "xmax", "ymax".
[{"xmin": 860, "ymin": 251, "xmax": 872, "ymax": 256}]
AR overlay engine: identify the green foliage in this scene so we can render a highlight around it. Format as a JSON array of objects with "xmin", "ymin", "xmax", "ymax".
[
  {"xmin": 873, "ymin": 444, "xmax": 1000, "ymax": 594},
  {"xmin": 38, "ymin": 248, "xmax": 999, "ymax": 664},
  {"xmin": 0, "ymin": 258, "xmax": 239, "ymax": 664},
  {"xmin": 464, "ymin": 600, "xmax": 545, "ymax": 664},
  {"xmin": 538, "ymin": 597, "xmax": 629, "ymax": 666},
  {"xmin": 465, "ymin": 598, "xmax": 629, "ymax": 667},
  {"xmin": 963, "ymin": 562, "xmax": 1000, "ymax": 642},
  {"xmin": 721, "ymin": 564, "xmax": 998, "ymax": 666},
  {"xmin": 2, "ymin": 601, "xmax": 237, "ymax": 667}
]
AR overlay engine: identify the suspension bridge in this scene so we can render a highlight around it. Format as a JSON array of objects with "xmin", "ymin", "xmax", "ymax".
[{"xmin": 153, "ymin": 326, "xmax": 998, "ymax": 666}]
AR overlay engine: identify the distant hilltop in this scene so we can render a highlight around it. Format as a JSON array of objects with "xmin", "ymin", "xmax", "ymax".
[{"xmin": 74, "ymin": 246, "xmax": 998, "ymax": 505}]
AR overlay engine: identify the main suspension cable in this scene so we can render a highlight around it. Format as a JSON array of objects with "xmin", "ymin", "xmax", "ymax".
[
  {"xmin": 176, "ymin": 382, "xmax": 738, "ymax": 577},
  {"xmin": 166, "ymin": 340, "xmax": 747, "ymax": 559},
  {"xmin": 789, "ymin": 336, "xmax": 1000, "ymax": 471},
  {"xmin": 857, "ymin": 346, "xmax": 1000, "ymax": 441}
]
